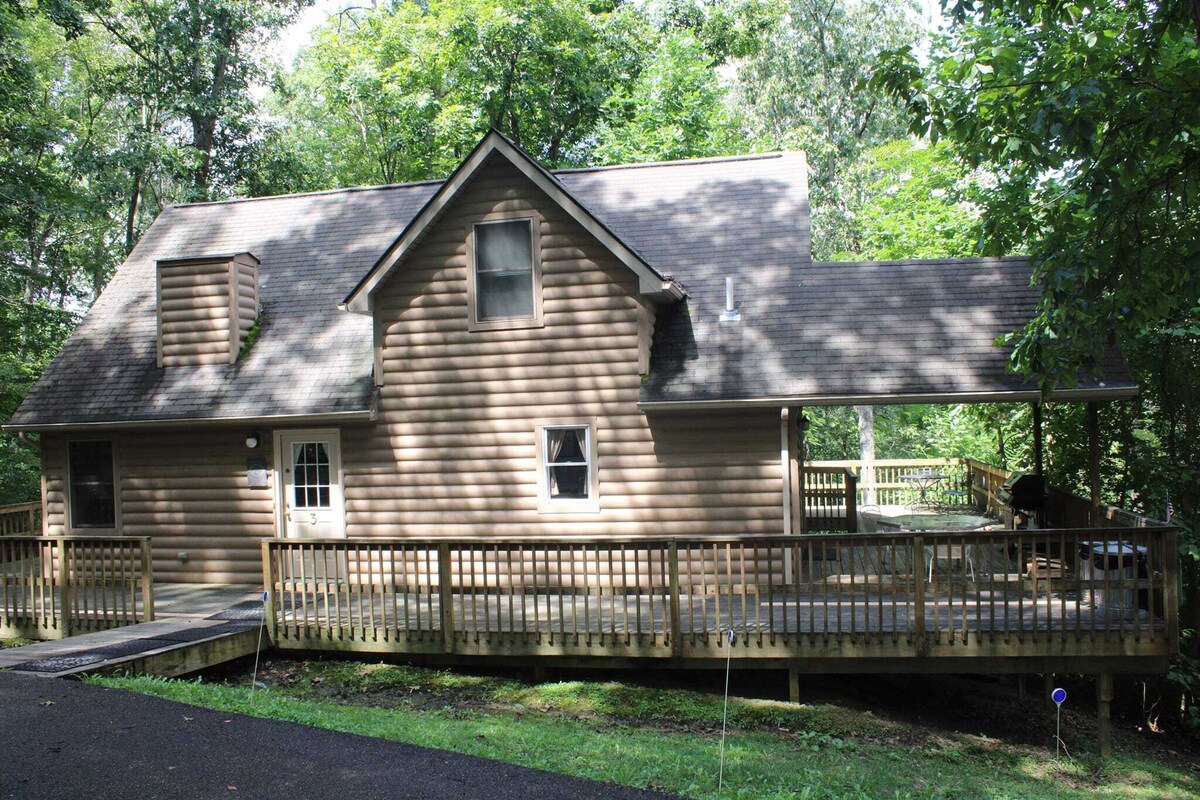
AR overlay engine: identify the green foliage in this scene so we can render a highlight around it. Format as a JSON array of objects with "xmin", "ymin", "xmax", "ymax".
[
  {"xmin": 805, "ymin": 403, "xmax": 1031, "ymax": 468},
  {"xmin": 592, "ymin": 31, "xmax": 740, "ymax": 164},
  {"xmin": 731, "ymin": 0, "xmax": 923, "ymax": 259},
  {"xmin": 256, "ymin": 0, "xmax": 759, "ymax": 188},
  {"xmin": 874, "ymin": 0, "xmax": 1200, "ymax": 392},
  {"xmin": 825, "ymin": 138, "xmax": 987, "ymax": 261},
  {"xmin": 236, "ymin": 310, "xmax": 265, "ymax": 362}
]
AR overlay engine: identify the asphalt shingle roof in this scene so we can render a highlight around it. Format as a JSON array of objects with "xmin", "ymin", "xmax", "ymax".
[
  {"xmin": 639, "ymin": 257, "xmax": 1133, "ymax": 404},
  {"xmin": 9, "ymin": 149, "xmax": 1133, "ymax": 429}
]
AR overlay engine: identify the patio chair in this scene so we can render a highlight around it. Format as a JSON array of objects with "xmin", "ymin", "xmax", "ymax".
[
  {"xmin": 858, "ymin": 504, "xmax": 883, "ymax": 533},
  {"xmin": 925, "ymin": 544, "xmax": 976, "ymax": 582}
]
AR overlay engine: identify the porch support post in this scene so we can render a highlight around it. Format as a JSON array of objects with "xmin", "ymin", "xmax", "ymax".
[
  {"xmin": 1087, "ymin": 401, "xmax": 1102, "ymax": 526},
  {"xmin": 780, "ymin": 408, "xmax": 792, "ymax": 535},
  {"xmin": 788, "ymin": 664, "xmax": 800, "ymax": 703},
  {"xmin": 1097, "ymin": 672, "xmax": 1114, "ymax": 759},
  {"xmin": 1032, "ymin": 402, "xmax": 1045, "ymax": 526},
  {"xmin": 1031, "ymin": 402, "xmax": 1044, "ymax": 476},
  {"xmin": 788, "ymin": 407, "xmax": 804, "ymax": 535}
]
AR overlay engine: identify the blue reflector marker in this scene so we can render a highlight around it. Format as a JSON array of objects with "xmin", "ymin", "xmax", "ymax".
[{"xmin": 1052, "ymin": 687, "xmax": 1067, "ymax": 706}]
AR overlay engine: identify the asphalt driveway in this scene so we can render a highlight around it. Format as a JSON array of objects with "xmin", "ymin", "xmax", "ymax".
[{"xmin": 0, "ymin": 672, "xmax": 679, "ymax": 800}]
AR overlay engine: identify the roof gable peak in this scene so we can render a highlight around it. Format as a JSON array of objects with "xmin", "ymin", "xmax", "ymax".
[{"xmin": 342, "ymin": 129, "xmax": 683, "ymax": 314}]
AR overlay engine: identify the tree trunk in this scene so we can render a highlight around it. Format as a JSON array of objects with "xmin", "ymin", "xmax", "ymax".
[{"xmin": 857, "ymin": 405, "xmax": 875, "ymax": 505}]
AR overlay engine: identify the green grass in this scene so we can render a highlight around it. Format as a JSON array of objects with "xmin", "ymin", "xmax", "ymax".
[
  {"xmin": 90, "ymin": 663, "xmax": 1200, "ymax": 800},
  {"xmin": 0, "ymin": 637, "xmax": 33, "ymax": 649}
]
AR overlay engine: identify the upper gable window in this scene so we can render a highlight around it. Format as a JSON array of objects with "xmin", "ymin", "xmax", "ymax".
[{"xmin": 468, "ymin": 216, "xmax": 543, "ymax": 330}]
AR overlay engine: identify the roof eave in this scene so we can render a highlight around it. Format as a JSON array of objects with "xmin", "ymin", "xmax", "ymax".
[
  {"xmin": 637, "ymin": 385, "xmax": 1140, "ymax": 411},
  {"xmin": 2, "ymin": 409, "xmax": 374, "ymax": 434}
]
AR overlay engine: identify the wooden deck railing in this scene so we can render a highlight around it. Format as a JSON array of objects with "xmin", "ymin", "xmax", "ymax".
[
  {"xmin": 803, "ymin": 466, "xmax": 857, "ymax": 531},
  {"xmin": 1, "ymin": 536, "xmax": 154, "ymax": 639},
  {"xmin": 964, "ymin": 459, "xmax": 1169, "ymax": 529},
  {"xmin": 810, "ymin": 458, "xmax": 974, "ymax": 508},
  {"xmin": 0, "ymin": 502, "xmax": 41, "ymax": 536},
  {"xmin": 262, "ymin": 528, "xmax": 1177, "ymax": 669}
]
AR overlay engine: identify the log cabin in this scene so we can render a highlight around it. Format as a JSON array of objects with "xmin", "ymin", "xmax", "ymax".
[{"xmin": 4, "ymin": 133, "xmax": 1176, "ymax": 743}]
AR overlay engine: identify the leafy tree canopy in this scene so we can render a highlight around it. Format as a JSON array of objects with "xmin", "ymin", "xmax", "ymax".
[{"xmin": 874, "ymin": 0, "xmax": 1200, "ymax": 389}]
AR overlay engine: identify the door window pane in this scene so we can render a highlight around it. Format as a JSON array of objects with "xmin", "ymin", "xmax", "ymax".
[{"xmin": 292, "ymin": 441, "xmax": 331, "ymax": 508}]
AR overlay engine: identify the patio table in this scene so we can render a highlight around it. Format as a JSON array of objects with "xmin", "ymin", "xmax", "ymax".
[{"xmin": 899, "ymin": 470, "xmax": 949, "ymax": 507}]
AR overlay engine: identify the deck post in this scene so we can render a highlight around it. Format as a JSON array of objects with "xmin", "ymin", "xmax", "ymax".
[
  {"xmin": 668, "ymin": 541, "xmax": 682, "ymax": 658},
  {"xmin": 1043, "ymin": 673, "xmax": 1054, "ymax": 708},
  {"xmin": 1017, "ymin": 674, "xmax": 1027, "ymax": 702},
  {"xmin": 788, "ymin": 664, "xmax": 800, "ymax": 703},
  {"xmin": 260, "ymin": 540, "xmax": 276, "ymax": 643},
  {"xmin": 438, "ymin": 543, "xmax": 455, "ymax": 654},
  {"xmin": 1097, "ymin": 672, "xmax": 1114, "ymax": 758},
  {"xmin": 1032, "ymin": 402, "xmax": 1044, "ymax": 476},
  {"xmin": 1087, "ymin": 402, "xmax": 1102, "ymax": 526},
  {"xmin": 1164, "ymin": 528, "xmax": 1179, "ymax": 653},
  {"xmin": 791, "ymin": 407, "xmax": 805, "ymax": 535},
  {"xmin": 912, "ymin": 536, "xmax": 926, "ymax": 652},
  {"xmin": 1032, "ymin": 403, "xmax": 1045, "ymax": 526},
  {"xmin": 845, "ymin": 472, "xmax": 858, "ymax": 533},
  {"xmin": 56, "ymin": 539, "xmax": 72, "ymax": 639},
  {"xmin": 140, "ymin": 538, "xmax": 155, "ymax": 622}
]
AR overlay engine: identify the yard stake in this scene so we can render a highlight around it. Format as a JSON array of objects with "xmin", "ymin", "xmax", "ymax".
[
  {"xmin": 718, "ymin": 628, "xmax": 734, "ymax": 792},
  {"xmin": 251, "ymin": 590, "xmax": 269, "ymax": 695}
]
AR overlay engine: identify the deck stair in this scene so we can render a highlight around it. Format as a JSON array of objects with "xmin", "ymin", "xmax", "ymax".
[{"xmin": 0, "ymin": 585, "xmax": 264, "ymax": 679}]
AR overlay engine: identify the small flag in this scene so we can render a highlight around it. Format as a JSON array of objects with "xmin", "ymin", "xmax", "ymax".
[{"xmin": 1166, "ymin": 496, "xmax": 1175, "ymax": 522}]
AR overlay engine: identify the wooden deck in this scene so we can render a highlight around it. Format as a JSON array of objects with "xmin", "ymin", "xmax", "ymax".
[{"xmin": 263, "ymin": 526, "xmax": 1177, "ymax": 673}]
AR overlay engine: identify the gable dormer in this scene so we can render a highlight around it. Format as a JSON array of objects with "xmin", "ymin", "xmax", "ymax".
[{"xmin": 155, "ymin": 252, "xmax": 259, "ymax": 367}]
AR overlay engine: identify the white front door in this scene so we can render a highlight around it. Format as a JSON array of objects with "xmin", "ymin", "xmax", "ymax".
[{"xmin": 277, "ymin": 430, "xmax": 344, "ymax": 538}]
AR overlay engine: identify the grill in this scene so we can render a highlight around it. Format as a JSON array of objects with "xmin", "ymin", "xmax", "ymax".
[{"xmin": 996, "ymin": 472, "xmax": 1045, "ymax": 514}]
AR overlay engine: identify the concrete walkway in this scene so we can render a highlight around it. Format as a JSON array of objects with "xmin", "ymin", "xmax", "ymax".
[{"xmin": 0, "ymin": 672, "xmax": 677, "ymax": 800}]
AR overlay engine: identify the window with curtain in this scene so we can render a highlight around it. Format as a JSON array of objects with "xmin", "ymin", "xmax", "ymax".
[
  {"xmin": 543, "ymin": 425, "xmax": 591, "ymax": 502},
  {"xmin": 69, "ymin": 440, "xmax": 115, "ymax": 528},
  {"xmin": 474, "ymin": 219, "xmax": 534, "ymax": 321}
]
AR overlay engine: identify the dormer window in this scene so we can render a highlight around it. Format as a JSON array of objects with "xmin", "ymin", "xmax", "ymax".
[{"xmin": 467, "ymin": 215, "xmax": 543, "ymax": 330}]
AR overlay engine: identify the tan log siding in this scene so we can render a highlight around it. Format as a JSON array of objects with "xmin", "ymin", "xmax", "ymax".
[
  {"xmin": 40, "ymin": 431, "xmax": 273, "ymax": 583},
  {"xmin": 120, "ymin": 431, "xmax": 274, "ymax": 582},
  {"xmin": 41, "ymin": 435, "xmax": 66, "ymax": 533},
  {"xmin": 157, "ymin": 261, "xmax": 234, "ymax": 366},
  {"xmin": 343, "ymin": 157, "xmax": 783, "ymax": 536},
  {"xmin": 157, "ymin": 254, "xmax": 258, "ymax": 367}
]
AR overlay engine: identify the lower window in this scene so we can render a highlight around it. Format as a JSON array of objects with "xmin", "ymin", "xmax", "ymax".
[
  {"xmin": 69, "ymin": 440, "xmax": 115, "ymax": 529},
  {"xmin": 539, "ymin": 424, "xmax": 597, "ymax": 511}
]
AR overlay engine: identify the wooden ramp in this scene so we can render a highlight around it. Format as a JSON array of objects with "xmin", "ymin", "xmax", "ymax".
[{"xmin": 0, "ymin": 585, "xmax": 264, "ymax": 679}]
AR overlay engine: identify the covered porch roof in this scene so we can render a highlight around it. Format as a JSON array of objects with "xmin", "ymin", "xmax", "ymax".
[{"xmin": 639, "ymin": 257, "xmax": 1136, "ymax": 409}]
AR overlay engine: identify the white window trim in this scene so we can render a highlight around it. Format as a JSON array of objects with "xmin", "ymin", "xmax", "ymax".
[
  {"xmin": 66, "ymin": 436, "xmax": 120, "ymax": 533},
  {"xmin": 535, "ymin": 420, "xmax": 600, "ymax": 514},
  {"xmin": 466, "ymin": 211, "xmax": 544, "ymax": 332}
]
